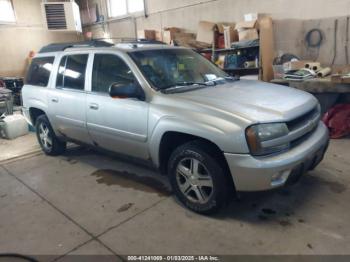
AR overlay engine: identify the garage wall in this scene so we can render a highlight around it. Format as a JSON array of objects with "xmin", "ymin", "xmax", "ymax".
[
  {"xmin": 137, "ymin": 0, "xmax": 350, "ymax": 65},
  {"xmin": 136, "ymin": 0, "xmax": 350, "ymax": 31},
  {"xmin": 81, "ymin": 0, "xmax": 350, "ymax": 65},
  {"xmin": 0, "ymin": 0, "xmax": 82, "ymax": 77},
  {"xmin": 84, "ymin": 0, "xmax": 350, "ymax": 34}
]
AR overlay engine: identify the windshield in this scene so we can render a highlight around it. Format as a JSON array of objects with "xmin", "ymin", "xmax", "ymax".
[{"xmin": 129, "ymin": 48, "xmax": 229, "ymax": 90}]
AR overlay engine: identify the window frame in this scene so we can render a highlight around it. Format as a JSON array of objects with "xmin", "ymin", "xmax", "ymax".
[
  {"xmin": 91, "ymin": 53, "xmax": 137, "ymax": 94},
  {"xmin": 0, "ymin": 0, "xmax": 16, "ymax": 24},
  {"xmin": 55, "ymin": 53, "xmax": 90, "ymax": 92},
  {"xmin": 107, "ymin": 0, "xmax": 144, "ymax": 19}
]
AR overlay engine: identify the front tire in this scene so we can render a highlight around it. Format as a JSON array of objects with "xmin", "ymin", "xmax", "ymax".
[
  {"xmin": 168, "ymin": 141, "xmax": 231, "ymax": 214},
  {"xmin": 35, "ymin": 115, "xmax": 66, "ymax": 156}
]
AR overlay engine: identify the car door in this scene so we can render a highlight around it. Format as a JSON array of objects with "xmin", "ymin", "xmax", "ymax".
[
  {"xmin": 86, "ymin": 53, "xmax": 149, "ymax": 159},
  {"xmin": 48, "ymin": 53, "xmax": 92, "ymax": 144}
]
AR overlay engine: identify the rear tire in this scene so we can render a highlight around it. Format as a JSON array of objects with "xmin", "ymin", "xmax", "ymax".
[
  {"xmin": 168, "ymin": 140, "xmax": 231, "ymax": 214},
  {"xmin": 35, "ymin": 115, "xmax": 66, "ymax": 156}
]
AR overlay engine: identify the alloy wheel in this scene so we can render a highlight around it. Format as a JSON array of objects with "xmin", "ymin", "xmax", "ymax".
[
  {"xmin": 38, "ymin": 122, "xmax": 52, "ymax": 151},
  {"xmin": 176, "ymin": 157, "xmax": 214, "ymax": 204}
]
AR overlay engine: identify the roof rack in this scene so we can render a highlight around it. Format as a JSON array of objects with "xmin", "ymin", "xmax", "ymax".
[
  {"xmin": 38, "ymin": 40, "xmax": 114, "ymax": 53},
  {"xmin": 112, "ymin": 38, "xmax": 166, "ymax": 45},
  {"xmin": 38, "ymin": 38, "xmax": 166, "ymax": 53}
]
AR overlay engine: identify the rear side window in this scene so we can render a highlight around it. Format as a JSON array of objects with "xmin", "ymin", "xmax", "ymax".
[
  {"xmin": 26, "ymin": 57, "xmax": 55, "ymax": 87},
  {"xmin": 56, "ymin": 54, "xmax": 88, "ymax": 90}
]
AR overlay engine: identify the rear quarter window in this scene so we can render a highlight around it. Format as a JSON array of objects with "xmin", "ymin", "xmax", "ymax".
[{"xmin": 25, "ymin": 56, "xmax": 55, "ymax": 87}]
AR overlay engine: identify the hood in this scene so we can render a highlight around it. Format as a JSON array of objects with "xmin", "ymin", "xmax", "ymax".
[{"xmin": 170, "ymin": 80, "xmax": 318, "ymax": 123}]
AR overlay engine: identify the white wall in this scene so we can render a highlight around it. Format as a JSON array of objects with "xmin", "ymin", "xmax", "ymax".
[
  {"xmin": 136, "ymin": 0, "xmax": 350, "ymax": 33},
  {"xmin": 0, "ymin": 0, "xmax": 82, "ymax": 76}
]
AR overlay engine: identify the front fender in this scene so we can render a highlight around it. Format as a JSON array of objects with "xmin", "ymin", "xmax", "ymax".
[{"xmin": 149, "ymin": 115, "xmax": 249, "ymax": 167}]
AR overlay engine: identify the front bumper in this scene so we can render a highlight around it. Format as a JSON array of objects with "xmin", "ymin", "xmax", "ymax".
[{"xmin": 224, "ymin": 122, "xmax": 329, "ymax": 191}]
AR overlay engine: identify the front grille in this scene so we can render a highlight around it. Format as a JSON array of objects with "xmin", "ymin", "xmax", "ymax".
[
  {"xmin": 287, "ymin": 106, "xmax": 319, "ymax": 131},
  {"xmin": 290, "ymin": 128, "xmax": 313, "ymax": 148},
  {"xmin": 287, "ymin": 105, "xmax": 320, "ymax": 147}
]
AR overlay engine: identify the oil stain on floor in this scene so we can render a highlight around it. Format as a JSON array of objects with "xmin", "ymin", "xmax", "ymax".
[{"xmin": 91, "ymin": 169, "xmax": 171, "ymax": 197}]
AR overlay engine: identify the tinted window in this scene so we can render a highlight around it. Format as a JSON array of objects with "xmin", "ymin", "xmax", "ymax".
[
  {"xmin": 92, "ymin": 54, "xmax": 135, "ymax": 93},
  {"xmin": 26, "ymin": 57, "xmax": 55, "ymax": 87},
  {"xmin": 56, "ymin": 54, "xmax": 88, "ymax": 90}
]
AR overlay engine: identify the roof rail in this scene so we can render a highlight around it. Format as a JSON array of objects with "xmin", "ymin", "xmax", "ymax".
[
  {"xmin": 38, "ymin": 40, "xmax": 114, "ymax": 53},
  {"xmin": 38, "ymin": 38, "xmax": 166, "ymax": 53},
  {"xmin": 119, "ymin": 38, "xmax": 166, "ymax": 45}
]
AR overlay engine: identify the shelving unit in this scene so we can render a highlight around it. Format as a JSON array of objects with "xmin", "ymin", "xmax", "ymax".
[
  {"xmin": 197, "ymin": 44, "xmax": 260, "ymax": 77},
  {"xmin": 195, "ymin": 17, "xmax": 275, "ymax": 81},
  {"xmin": 199, "ymin": 44, "xmax": 260, "ymax": 54},
  {"xmin": 224, "ymin": 67, "xmax": 260, "ymax": 76}
]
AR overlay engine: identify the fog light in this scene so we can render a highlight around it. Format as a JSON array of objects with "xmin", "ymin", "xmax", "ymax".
[{"xmin": 271, "ymin": 170, "xmax": 291, "ymax": 187}]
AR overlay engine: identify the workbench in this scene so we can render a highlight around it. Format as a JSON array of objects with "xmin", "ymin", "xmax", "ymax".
[{"xmin": 271, "ymin": 78, "xmax": 350, "ymax": 113}]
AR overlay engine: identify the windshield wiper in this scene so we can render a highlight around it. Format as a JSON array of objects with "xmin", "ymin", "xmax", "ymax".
[
  {"xmin": 161, "ymin": 81, "xmax": 216, "ymax": 94},
  {"xmin": 175, "ymin": 81, "xmax": 216, "ymax": 87}
]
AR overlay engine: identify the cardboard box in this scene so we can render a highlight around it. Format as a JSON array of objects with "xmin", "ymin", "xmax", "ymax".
[
  {"xmin": 155, "ymin": 31, "xmax": 162, "ymax": 41},
  {"xmin": 244, "ymin": 13, "xmax": 264, "ymax": 22},
  {"xmin": 216, "ymin": 23, "xmax": 232, "ymax": 34},
  {"xmin": 137, "ymin": 30, "xmax": 156, "ymax": 40},
  {"xmin": 223, "ymin": 25, "xmax": 238, "ymax": 48},
  {"xmin": 172, "ymin": 32, "xmax": 197, "ymax": 48},
  {"xmin": 196, "ymin": 21, "xmax": 239, "ymax": 47},
  {"xmin": 259, "ymin": 16, "xmax": 274, "ymax": 82},
  {"xmin": 163, "ymin": 27, "xmax": 182, "ymax": 44},
  {"xmin": 235, "ymin": 20, "xmax": 259, "ymax": 41},
  {"xmin": 196, "ymin": 21, "xmax": 218, "ymax": 44},
  {"xmin": 238, "ymin": 29, "xmax": 258, "ymax": 41}
]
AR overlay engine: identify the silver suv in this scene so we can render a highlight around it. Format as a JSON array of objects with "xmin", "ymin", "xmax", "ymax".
[{"xmin": 22, "ymin": 40, "xmax": 329, "ymax": 214}]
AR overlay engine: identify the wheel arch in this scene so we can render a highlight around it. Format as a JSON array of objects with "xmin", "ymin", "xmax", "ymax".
[
  {"xmin": 157, "ymin": 131, "xmax": 236, "ymax": 198},
  {"xmin": 157, "ymin": 131, "xmax": 223, "ymax": 172},
  {"xmin": 149, "ymin": 117, "xmax": 232, "ymax": 166},
  {"xmin": 29, "ymin": 107, "xmax": 46, "ymax": 125}
]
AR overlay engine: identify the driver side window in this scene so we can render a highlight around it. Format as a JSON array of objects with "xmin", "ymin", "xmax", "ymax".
[{"xmin": 92, "ymin": 54, "xmax": 135, "ymax": 93}]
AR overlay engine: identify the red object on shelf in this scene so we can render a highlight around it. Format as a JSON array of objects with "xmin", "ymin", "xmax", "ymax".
[
  {"xmin": 217, "ymin": 34, "xmax": 225, "ymax": 49},
  {"xmin": 0, "ymin": 80, "xmax": 5, "ymax": 88},
  {"xmin": 201, "ymin": 53, "xmax": 212, "ymax": 61},
  {"xmin": 322, "ymin": 104, "xmax": 350, "ymax": 139}
]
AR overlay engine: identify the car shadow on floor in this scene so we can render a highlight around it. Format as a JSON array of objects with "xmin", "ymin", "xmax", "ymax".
[{"xmin": 59, "ymin": 145, "xmax": 332, "ymax": 223}]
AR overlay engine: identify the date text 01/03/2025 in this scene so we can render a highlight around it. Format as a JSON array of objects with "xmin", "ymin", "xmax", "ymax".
[{"xmin": 127, "ymin": 255, "xmax": 220, "ymax": 261}]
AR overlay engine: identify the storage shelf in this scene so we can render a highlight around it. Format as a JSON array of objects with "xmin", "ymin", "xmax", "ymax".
[
  {"xmin": 223, "ymin": 67, "xmax": 260, "ymax": 76},
  {"xmin": 199, "ymin": 44, "xmax": 260, "ymax": 53}
]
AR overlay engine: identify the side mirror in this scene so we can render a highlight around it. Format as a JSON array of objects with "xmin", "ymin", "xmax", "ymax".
[{"xmin": 109, "ymin": 82, "xmax": 145, "ymax": 101}]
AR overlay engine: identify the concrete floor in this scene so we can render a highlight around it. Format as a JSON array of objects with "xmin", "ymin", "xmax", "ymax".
[
  {"xmin": 0, "ymin": 133, "xmax": 40, "ymax": 162},
  {"xmin": 0, "ymin": 136, "xmax": 349, "ymax": 261}
]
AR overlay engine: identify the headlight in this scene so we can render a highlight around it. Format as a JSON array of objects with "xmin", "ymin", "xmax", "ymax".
[{"xmin": 246, "ymin": 123, "xmax": 289, "ymax": 156}]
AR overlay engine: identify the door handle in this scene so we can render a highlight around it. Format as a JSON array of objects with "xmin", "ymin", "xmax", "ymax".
[
  {"xmin": 51, "ymin": 98, "xmax": 59, "ymax": 103},
  {"xmin": 89, "ymin": 103, "xmax": 99, "ymax": 110}
]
